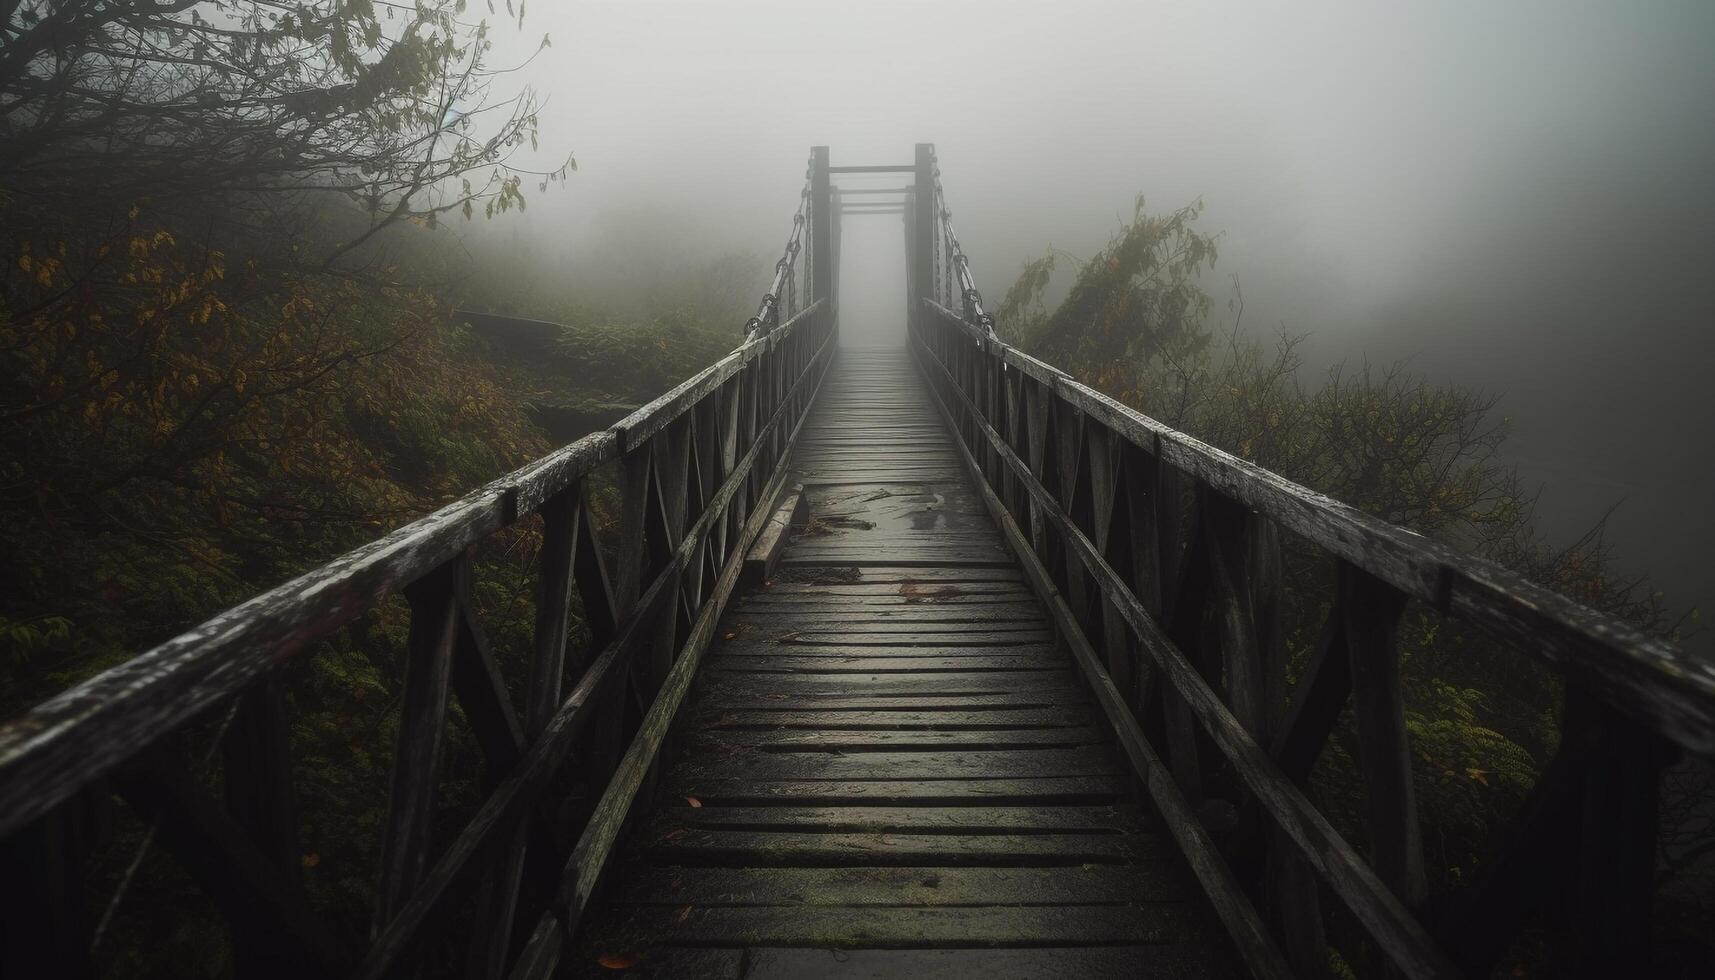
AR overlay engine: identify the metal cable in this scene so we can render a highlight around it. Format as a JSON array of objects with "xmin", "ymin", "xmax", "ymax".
[{"xmin": 927, "ymin": 150, "xmax": 997, "ymax": 338}]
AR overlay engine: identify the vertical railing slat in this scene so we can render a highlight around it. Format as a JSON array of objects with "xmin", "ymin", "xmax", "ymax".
[
  {"xmin": 376, "ymin": 555, "xmax": 463, "ymax": 928},
  {"xmin": 0, "ymin": 798, "xmax": 95, "ymax": 980},
  {"xmin": 224, "ymin": 677, "xmax": 304, "ymax": 978},
  {"xmin": 1338, "ymin": 562, "xmax": 1425, "ymax": 909}
]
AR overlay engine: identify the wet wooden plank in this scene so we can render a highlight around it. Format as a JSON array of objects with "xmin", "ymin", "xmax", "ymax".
[
  {"xmin": 634, "ymin": 829, "xmax": 1172, "ymax": 867},
  {"xmin": 687, "ymin": 727, "xmax": 1112, "ymax": 750},
  {"xmin": 728, "ymin": 602, "xmax": 1045, "ymax": 619},
  {"xmin": 708, "ymin": 644, "xmax": 1063, "ymax": 661},
  {"xmin": 723, "ymin": 620, "xmax": 1053, "ymax": 637},
  {"xmin": 735, "ymin": 946, "xmax": 1239, "ymax": 980},
  {"xmin": 707, "ymin": 655, "xmax": 1067, "ymax": 674},
  {"xmin": 602, "ymin": 864, "xmax": 1191, "ymax": 906},
  {"xmin": 585, "ymin": 904, "xmax": 1216, "ymax": 947},
  {"xmin": 672, "ymin": 747, "xmax": 1128, "ymax": 782},
  {"xmin": 767, "ymin": 567, "xmax": 1026, "ymax": 585},
  {"xmin": 640, "ymin": 804, "xmax": 1148, "ymax": 834},
  {"xmin": 692, "ymin": 707, "xmax": 1102, "ymax": 730},
  {"xmin": 691, "ymin": 691, "xmax": 1095, "ymax": 712},
  {"xmin": 659, "ymin": 776, "xmax": 1129, "ymax": 806},
  {"xmin": 695, "ymin": 671, "xmax": 1082, "ymax": 697}
]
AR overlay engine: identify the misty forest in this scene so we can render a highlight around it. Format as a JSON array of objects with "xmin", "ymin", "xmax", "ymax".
[{"xmin": 2, "ymin": 2, "xmax": 1712, "ymax": 979}]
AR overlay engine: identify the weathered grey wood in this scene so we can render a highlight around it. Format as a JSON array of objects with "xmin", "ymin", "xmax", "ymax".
[
  {"xmin": 510, "ymin": 324, "xmax": 836, "ymax": 976},
  {"xmin": 451, "ymin": 598, "xmax": 525, "ymax": 776},
  {"xmin": 643, "ymin": 826, "xmax": 1176, "ymax": 867},
  {"xmin": 918, "ymin": 364, "xmax": 1294, "ymax": 980},
  {"xmin": 381, "ymin": 321, "xmax": 836, "ymax": 977},
  {"xmin": 1340, "ymin": 563, "xmax": 1425, "ymax": 910},
  {"xmin": 694, "ymin": 690, "xmax": 1093, "ymax": 712},
  {"xmin": 356, "ymin": 620, "xmax": 627, "ymax": 980},
  {"xmin": 697, "ymin": 671, "xmax": 1083, "ymax": 698},
  {"xmin": 222, "ymin": 678, "xmax": 306, "ymax": 980},
  {"xmin": 725, "ymin": 946, "xmax": 1240, "ymax": 980},
  {"xmin": 926, "ymin": 297, "xmax": 1715, "ymax": 752},
  {"xmin": 643, "ymin": 803, "xmax": 1148, "ymax": 833},
  {"xmin": 375, "ymin": 556, "xmax": 462, "ymax": 929},
  {"xmin": 604, "ymin": 863, "xmax": 1191, "ymax": 905},
  {"xmin": 0, "ymin": 424, "xmax": 624, "ymax": 839},
  {"xmin": 695, "ymin": 706, "xmax": 1101, "ymax": 729},
  {"xmin": 727, "ymin": 603, "xmax": 1046, "ymax": 621},
  {"xmin": 776, "ymin": 629, "xmax": 1053, "ymax": 645},
  {"xmin": 709, "ymin": 654, "xmax": 1067, "ymax": 674},
  {"xmin": 769, "ymin": 566, "xmax": 1026, "ymax": 585},
  {"xmin": 466, "ymin": 489, "xmax": 575, "ymax": 980},
  {"xmin": 915, "ymin": 331, "xmax": 1455, "ymax": 979},
  {"xmin": 1572, "ymin": 702, "xmax": 1664, "ymax": 978},
  {"xmin": 0, "ymin": 799, "xmax": 94, "ymax": 980},
  {"xmin": 672, "ymin": 746, "xmax": 1126, "ymax": 781},
  {"xmin": 528, "ymin": 490, "xmax": 577, "ymax": 733},
  {"xmin": 585, "ymin": 903, "xmax": 1215, "ymax": 947},
  {"xmin": 553, "ymin": 946, "xmax": 1240, "ymax": 980},
  {"xmin": 713, "ymin": 639, "xmax": 1060, "ymax": 657},
  {"xmin": 742, "ymin": 484, "xmax": 805, "ymax": 587},
  {"xmin": 671, "ymin": 768, "xmax": 1130, "ymax": 798},
  {"xmin": 571, "ymin": 344, "xmax": 1238, "ymax": 976},
  {"xmin": 1203, "ymin": 489, "xmax": 1267, "ymax": 742}
]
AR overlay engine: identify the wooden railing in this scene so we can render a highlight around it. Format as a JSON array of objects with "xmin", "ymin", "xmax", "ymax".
[
  {"xmin": 908, "ymin": 143, "xmax": 1715, "ymax": 979},
  {"xmin": 0, "ymin": 151, "xmax": 838, "ymax": 980}
]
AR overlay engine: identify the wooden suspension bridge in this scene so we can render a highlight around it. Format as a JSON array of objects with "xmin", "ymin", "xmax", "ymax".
[{"xmin": 1, "ymin": 146, "xmax": 1711, "ymax": 979}]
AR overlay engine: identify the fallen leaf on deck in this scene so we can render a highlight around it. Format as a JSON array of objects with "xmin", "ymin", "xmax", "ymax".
[
  {"xmin": 676, "ymin": 905, "xmax": 693, "ymax": 924},
  {"xmin": 597, "ymin": 953, "xmax": 639, "ymax": 969},
  {"xmin": 686, "ymin": 796, "xmax": 702, "ymax": 808}
]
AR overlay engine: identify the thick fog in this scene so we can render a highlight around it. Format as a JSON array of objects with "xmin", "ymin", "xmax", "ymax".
[{"xmin": 477, "ymin": 1, "xmax": 1715, "ymax": 641}]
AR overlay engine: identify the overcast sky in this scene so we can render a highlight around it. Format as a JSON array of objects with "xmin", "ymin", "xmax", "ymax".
[{"xmin": 477, "ymin": 1, "xmax": 1715, "ymax": 641}]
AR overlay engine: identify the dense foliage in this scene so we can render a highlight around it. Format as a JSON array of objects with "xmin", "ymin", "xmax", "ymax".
[
  {"xmin": 2, "ymin": 0, "xmax": 566, "ymax": 706},
  {"xmin": 0, "ymin": 4, "xmax": 756, "ymax": 975}
]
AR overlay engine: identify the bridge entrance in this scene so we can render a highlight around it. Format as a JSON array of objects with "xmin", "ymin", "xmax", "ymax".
[{"xmin": 832, "ymin": 210, "xmax": 909, "ymax": 348}]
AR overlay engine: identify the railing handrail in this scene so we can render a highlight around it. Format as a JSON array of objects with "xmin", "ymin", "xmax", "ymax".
[
  {"xmin": 0, "ymin": 297, "xmax": 823, "ymax": 839},
  {"xmin": 917, "ymin": 298, "xmax": 1715, "ymax": 752},
  {"xmin": 744, "ymin": 151, "xmax": 817, "ymax": 341},
  {"xmin": 928, "ymin": 148, "xmax": 998, "ymax": 339},
  {"xmin": 908, "ymin": 144, "xmax": 1711, "ymax": 977},
  {"xmin": 905, "ymin": 139, "xmax": 1708, "ymax": 980}
]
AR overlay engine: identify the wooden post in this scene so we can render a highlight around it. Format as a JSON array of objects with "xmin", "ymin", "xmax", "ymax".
[
  {"xmin": 0, "ymin": 800, "xmax": 94, "ymax": 980},
  {"xmin": 810, "ymin": 146, "xmax": 832, "ymax": 315},
  {"xmin": 1340, "ymin": 563, "xmax": 1425, "ymax": 909},
  {"xmin": 224, "ymin": 678, "xmax": 305, "ymax": 979},
  {"xmin": 913, "ymin": 142, "xmax": 935, "ymax": 322},
  {"xmin": 376, "ymin": 555, "xmax": 462, "ymax": 927},
  {"xmin": 830, "ymin": 186, "xmax": 843, "ymax": 314}
]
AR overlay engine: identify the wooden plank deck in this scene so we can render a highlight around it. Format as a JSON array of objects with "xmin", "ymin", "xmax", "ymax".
[{"xmin": 571, "ymin": 348, "xmax": 1239, "ymax": 978}]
